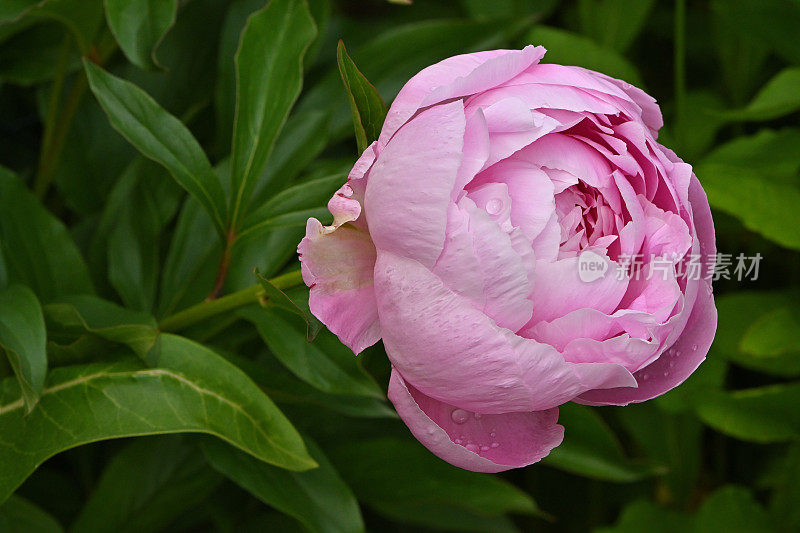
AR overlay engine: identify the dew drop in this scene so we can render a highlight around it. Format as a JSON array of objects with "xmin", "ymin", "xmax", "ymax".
[
  {"xmin": 480, "ymin": 445, "xmax": 490, "ymax": 452},
  {"xmin": 451, "ymin": 409, "xmax": 470, "ymax": 424},
  {"xmin": 490, "ymin": 442, "xmax": 500, "ymax": 448},
  {"xmin": 691, "ymin": 344, "xmax": 698, "ymax": 352},
  {"xmin": 454, "ymin": 438, "xmax": 463, "ymax": 445},
  {"xmin": 489, "ymin": 431, "xmax": 497, "ymax": 438},
  {"xmin": 486, "ymin": 198, "xmax": 503, "ymax": 215},
  {"xmin": 465, "ymin": 444, "xmax": 480, "ymax": 453}
]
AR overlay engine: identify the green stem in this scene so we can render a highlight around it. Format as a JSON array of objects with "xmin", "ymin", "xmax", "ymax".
[
  {"xmin": 34, "ymin": 35, "xmax": 73, "ymax": 198},
  {"xmin": 158, "ymin": 269, "xmax": 304, "ymax": 332},
  {"xmin": 674, "ymin": 0, "xmax": 686, "ymax": 140}
]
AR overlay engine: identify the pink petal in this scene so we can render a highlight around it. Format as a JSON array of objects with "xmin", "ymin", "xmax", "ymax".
[
  {"xmin": 577, "ymin": 280, "xmax": 716, "ymax": 406},
  {"xmin": 526, "ymin": 254, "xmax": 629, "ymax": 325},
  {"xmin": 374, "ymin": 250, "xmax": 636, "ymax": 413},
  {"xmin": 380, "ymin": 46, "xmax": 545, "ymax": 145},
  {"xmin": 298, "ymin": 219, "xmax": 380, "ymax": 354},
  {"xmin": 365, "ymin": 100, "xmax": 466, "ymax": 268},
  {"xmin": 388, "ymin": 369, "xmax": 564, "ymax": 473}
]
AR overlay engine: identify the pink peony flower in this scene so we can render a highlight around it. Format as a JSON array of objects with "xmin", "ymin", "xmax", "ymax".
[{"xmin": 298, "ymin": 46, "xmax": 717, "ymax": 472}]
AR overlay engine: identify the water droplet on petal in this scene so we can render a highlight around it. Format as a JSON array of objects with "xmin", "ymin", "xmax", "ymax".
[
  {"xmin": 454, "ymin": 438, "xmax": 463, "ymax": 445},
  {"xmin": 486, "ymin": 198, "xmax": 503, "ymax": 215},
  {"xmin": 451, "ymin": 409, "xmax": 470, "ymax": 424},
  {"xmin": 489, "ymin": 431, "xmax": 496, "ymax": 438},
  {"xmin": 465, "ymin": 444, "xmax": 480, "ymax": 453},
  {"xmin": 691, "ymin": 344, "xmax": 698, "ymax": 352},
  {"xmin": 490, "ymin": 442, "xmax": 500, "ymax": 448}
]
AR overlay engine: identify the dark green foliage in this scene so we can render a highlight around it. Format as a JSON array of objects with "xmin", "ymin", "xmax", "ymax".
[{"xmin": 0, "ymin": 0, "xmax": 798, "ymax": 531}]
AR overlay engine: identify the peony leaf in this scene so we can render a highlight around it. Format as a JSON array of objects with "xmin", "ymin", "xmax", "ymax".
[
  {"xmin": 0, "ymin": 285, "xmax": 47, "ymax": 414},
  {"xmin": 201, "ymin": 437, "xmax": 364, "ymax": 533},
  {"xmin": 240, "ymin": 307, "xmax": 382, "ymax": 398},
  {"xmin": 720, "ymin": 67, "xmax": 800, "ymax": 122},
  {"xmin": 544, "ymin": 403, "xmax": 666, "ymax": 482},
  {"xmin": 695, "ymin": 383, "xmax": 800, "ymax": 443},
  {"xmin": 337, "ymin": 40, "xmax": 388, "ymax": 153},
  {"xmin": 239, "ymin": 173, "xmax": 342, "ymax": 242},
  {"xmin": 228, "ymin": 0, "xmax": 317, "ymax": 228},
  {"xmin": 84, "ymin": 60, "xmax": 228, "ymax": 238},
  {"xmin": 43, "ymin": 295, "xmax": 159, "ymax": 360},
  {"xmin": 70, "ymin": 436, "xmax": 222, "ymax": 533},
  {"xmin": 0, "ymin": 334, "xmax": 316, "ymax": 503},
  {"xmin": 713, "ymin": 292, "xmax": 800, "ymax": 377},
  {"xmin": 327, "ymin": 437, "xmax": 546, "ymax": 528},
  {"xmin": 104, "ymin": 0, "xmax": 178, "ymax": 71},
  {"xmin": 0, "ymin": 168, "xmax": 94, "ymax": 302},
  {"xmin": 0, "ymin": 495, "xmax": 63, "ymax": 533}
]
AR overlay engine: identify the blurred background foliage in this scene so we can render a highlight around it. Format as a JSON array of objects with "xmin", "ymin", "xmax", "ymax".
[{"xmin": 0, "ymin": 0, "xmax": 799, "ymax": 531}]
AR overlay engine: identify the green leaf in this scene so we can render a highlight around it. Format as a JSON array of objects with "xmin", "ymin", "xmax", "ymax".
[
  {"xmin": 214, "ymin": 0, "xmax": 266, "ymax": 154},
  {"xmin": 239, "ymin": 172, "xmax": 342, "ymax": 243},
  {"xmin": 221, "ymin": 350, "xmax": 396, "ymax": 419},
  {"xmin": 617, "ymin": 404, "xmax": 704, "ymax": 506},
  {"xmin": 577, "ymin": 0, "xmax": 655, "ymax": 52},
  {"xmin": 43, "ymin": 295, "xmax": 159, "ymax": 359},
  {"xmin": 0, "ymin": 167, "xmax": 94, "ymax": 302},
  {"xmin": 247, "ymin": 109, "xmax": 332, "ymax": 208},
  {"xmin": 201, "ymin": 437, "xmax": 364, "ymax": 533},
  {"xmin": 695, "ymin": 162, "xmax": 800, "ymax": 250},
  {"xmin": 764, "ymin": 444, "xmax": 800, "ymax": 530},
  {"xmin": 700, "ymin": 128, "xmax": 800, "ymax": 181},
  {"xmin": 719, "ymin": 68, "xmax": 800, "ymax": 122},
  {"xmin": 101, "ymin": 158, "xmax": 182, "ymax": 312},
  {"xmin": 299, "ymin": 17, "xmax": 523, "ymax": 141},
  {"xmin": 70, "ymin": 436, "xmax": 222, "ymax": 533},
  {"xmin": 693, "ymin": 485, "xmax": 773, "ymax": 533},
  {"xmin": 544, "ymin": 403, "xmax": 665, "ymax": 482},
  {"xmin": 0, "ymin": 334, "xmax": 316, "ymax": 502},
  {"xmin": 0, "ymin": 495, "xmax": 63, "ymax": 533},
  {"xmin": 228, "ymin": 0, "xmax": 317, "ymax": 228},
  {"xmin": 157, "ymin": 198, "xmax": 222, "ymax": 318},
  {"xmin": 0, "ymin": 285, "xmax": 46, "ymax": 414},
  {"xmin": 526, "ymin": 26, "xmax": 643, "ymax": 87},
  {"xmin": 255, "ymin": 270, "xmax": 323, "ymax": 341},
  {"xmin": 713, "ymin": 291, "xmax": 800, "ymax": 377},
  {"xmin": 0, "ymin": 23, "xmax": 77, "ymax": 86},
  {"xmin": 337, "ymin": 40, "xmax": 388, "ymax": 153},
  {"xmin": 595, "ymin": 500, "xmax": 691, "ymax": 533},
  {"xmin": 694, "ymin": 383, "xmax": 800, "ymax": 443},
  {"xmin": 240, "ymin": 307, "xmax": 382, "ymax": 399},
  {"xmin": 104, "ymin": 0, "xmax": 178, "ymax": 71},
  {"xmin": 711, "ymin": 0, "xmax": 800, "ymax": 66},
  {"xmin": 740, "ymin": 305, "xmax": 800, "ymax": 358},
  {"xmin": 0, "ymin": 0, "xmax": 104, "ymax": 54},
  {"xmin": 83, "ymin": 60, "xmax": 227, "ymax": 237},
  {"xmin": 328, "ymin": 437, "xmax": 544, "ymax": 528}
]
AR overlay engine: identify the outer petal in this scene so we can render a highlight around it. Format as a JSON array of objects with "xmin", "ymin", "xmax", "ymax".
[
  {"xmin": 388, "ymin": 369, "xmax": 564, "ymax": 473},
  {"xmin": 365, "ymin": 100, "xmax": 466, "ymax": 268},
  {"xmin": 299, "ymin": 220, "xmax": 380, "ymax": 354},
  {"xmin": 374, "ymin": 251, "xmax": 636, "ymax": 413},
  {"xmin": 576, "ymin": 281, "xmax": 716, "ymax": 405},
  {"xmin": 379, "ymin": 46, "xmax": 546, "ymax": 144}
]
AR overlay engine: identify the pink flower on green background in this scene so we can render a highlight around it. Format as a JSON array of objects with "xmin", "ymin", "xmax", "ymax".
[{"xmin": 298, "ymin": 46, "xmax": 717, "ymax": 472}]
